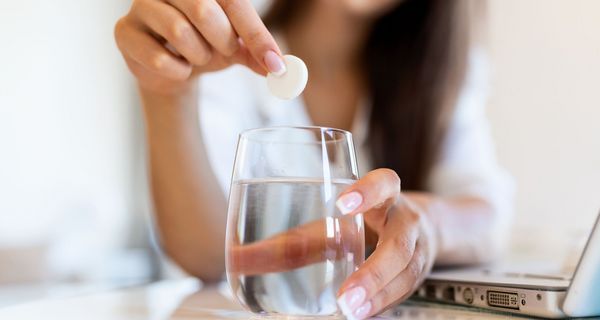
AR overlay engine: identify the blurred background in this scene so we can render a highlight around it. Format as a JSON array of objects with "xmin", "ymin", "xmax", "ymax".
[{"xmin": 0, "ymin": 0, "xmax": 598, "ymax": 308}]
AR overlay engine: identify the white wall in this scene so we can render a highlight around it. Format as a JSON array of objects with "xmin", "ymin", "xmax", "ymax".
[
  {"xmin": 486, "ymin": 0, "xmax": 600, "ymax": 251},
  {"xmin": 0, "ymin": 0, "xmax": 151, "ymax": 283}
]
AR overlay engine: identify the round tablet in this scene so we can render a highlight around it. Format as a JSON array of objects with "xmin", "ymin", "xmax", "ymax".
[{"xmin": 267, "ymin": 55, "xmax": 308, "ymax": 100}]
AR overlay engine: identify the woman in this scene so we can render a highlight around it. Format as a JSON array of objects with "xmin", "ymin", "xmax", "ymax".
[{"xmin": 114, "ymin": 0, "xmax": 513, "ymax": 318}]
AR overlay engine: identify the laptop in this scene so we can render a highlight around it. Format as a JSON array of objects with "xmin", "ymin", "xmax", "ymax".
[{"xmin": 414, "ymin": 212, "xmax": 600, "ymax": 318}]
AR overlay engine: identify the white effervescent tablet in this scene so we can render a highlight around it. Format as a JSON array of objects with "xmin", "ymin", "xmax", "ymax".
[{"xmin": 267, "ymin": 55, "xmax": 308, "ymax": 100}]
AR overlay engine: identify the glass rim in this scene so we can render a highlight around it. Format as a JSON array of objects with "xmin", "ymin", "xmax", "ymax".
[{"xmin": 239, "ymin": 125, "xmax": 352, "ymax": 139}]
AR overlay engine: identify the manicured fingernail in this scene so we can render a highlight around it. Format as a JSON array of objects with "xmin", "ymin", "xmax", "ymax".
[
  {"xmin": 337, "ymin": 286, "xmax": 366, "ymax": 318},
  {"xmin": 354, "ymin": 301, "xmax": 372, "ymax": 320},
  {"xmin": 264, "ymin": 50, "xmax": 286, "ymax": 76},
  {"xmin": 336, "ymin": 192, "xmax": 363, "ymax": 215}
]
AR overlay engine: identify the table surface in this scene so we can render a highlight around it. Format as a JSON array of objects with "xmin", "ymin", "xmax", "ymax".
[{"xmin": 0, "ymin": 278, "xmax": 536, "ymax": 320}]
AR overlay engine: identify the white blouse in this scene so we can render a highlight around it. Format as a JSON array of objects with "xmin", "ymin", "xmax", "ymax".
[{"xmin": 198, "ymin": 49, "xmax": 514, "ymax": 219}]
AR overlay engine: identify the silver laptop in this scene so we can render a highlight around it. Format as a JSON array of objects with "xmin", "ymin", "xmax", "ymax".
[{"xmin": 415, "ymin": 212, "xmax": 600, "ymax": 318}]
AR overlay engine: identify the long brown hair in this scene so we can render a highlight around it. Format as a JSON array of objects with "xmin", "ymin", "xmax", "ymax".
[{"xmin": 264, "ymin": 0, "xmax": 470, "ymax": 191}]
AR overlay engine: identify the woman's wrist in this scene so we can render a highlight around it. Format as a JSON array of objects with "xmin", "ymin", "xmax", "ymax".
[
  {"xmin": 402, "ymin": 193, "xmax": 442, "ymax": 263},
  {"xmin": 137, "ymin": 83, "xmax": 203, "ymax": 148},
  {"xmin": 139, "ymin": 78, "xmax": 198, "ymax": 117},
  {"xmin": 139, "ymin": 76, "xmax": 198, "ymax": 105},
  {"xmin": 404, "ymin": 192, "xmax": 500, "ymax": 265}
]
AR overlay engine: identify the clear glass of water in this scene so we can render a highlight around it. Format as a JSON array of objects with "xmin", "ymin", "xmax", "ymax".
[{"xmin": 225, "ymin": 126, "xmax": 365, "ymax": 317}]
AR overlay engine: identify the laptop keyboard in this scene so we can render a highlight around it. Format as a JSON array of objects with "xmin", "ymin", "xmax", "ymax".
[
  {"xmin": 483, "ymin": 269, "xmax": 572, "ymax": 281},
  {"xmin": 521, "ymin": 273, "xmax": 571, "ymax": 281}
]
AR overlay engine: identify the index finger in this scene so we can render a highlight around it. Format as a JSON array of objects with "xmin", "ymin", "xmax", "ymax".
[
  {"xmin": 217, "ymin": 0, "xmax": 285, "ymax": 74},
  {"xmin": 335, "ymin": 168, "xmax": 401, "ymax": 216}
]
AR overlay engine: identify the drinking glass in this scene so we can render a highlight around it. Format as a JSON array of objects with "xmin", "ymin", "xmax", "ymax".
[{"xmin": 225, "ymin": 126, "xmax": 365, "ymax": 317}]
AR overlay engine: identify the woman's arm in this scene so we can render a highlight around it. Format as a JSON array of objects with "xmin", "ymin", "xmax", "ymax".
[
  {"xmin": 405, "ymin": 192, "xmax": 504, "ymax": 266},
  {"xmin": 141, "ymin": 87, "xmax": 227, "ymax": 282},
  {"xmin": 114, "ymin": 0, "xmax": 286, "ymax": 281}
]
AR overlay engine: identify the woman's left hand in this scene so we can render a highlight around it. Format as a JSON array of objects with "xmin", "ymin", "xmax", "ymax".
[{"xmin": 335, "ymin": 168, "xmax": 439, "ymax": 320}]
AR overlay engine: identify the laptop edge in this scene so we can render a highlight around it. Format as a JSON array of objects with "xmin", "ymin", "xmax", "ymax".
[{"xmin": 413, "ymin": 211, "xmax": 600, "ymax": 318}]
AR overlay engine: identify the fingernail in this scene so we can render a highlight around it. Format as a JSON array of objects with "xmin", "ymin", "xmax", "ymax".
[
  {"xmin": 354, "ymin": 301, "xmax": 372, "ymax": 320},
  {"xmin": 337, "ymin": 286, "xmax": 366, "ymax": 318},
  {"xmin": 264, "ymin": 50, "xmax": 286, "ymax": 76},
  {"xmin": 336, "ymin": 192, "xmax": 363, "ymax": 215}
]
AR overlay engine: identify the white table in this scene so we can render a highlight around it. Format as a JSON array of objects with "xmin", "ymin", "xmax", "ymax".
[{"xmin": 0, "ymin": 278, "xmax": 530, "ymax": 319}]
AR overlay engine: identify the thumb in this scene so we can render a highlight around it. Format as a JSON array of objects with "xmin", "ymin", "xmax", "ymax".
[
  {"xmin": 230, "ymin": 43, "xmax": 268, "ymax": 76},
  {"xmin": 191, "ymin": 43, "xmax": 267, "ymax": 77}
]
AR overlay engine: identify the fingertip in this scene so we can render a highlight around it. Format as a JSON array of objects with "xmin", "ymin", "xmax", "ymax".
[
  {"xmin": 237, "ymin": 36, "xmax": 285, "ymax": 75},
  {"xmin": 337, "ymin": 296, "xmax": 355, "ymax": 320},
  {"xmin": 337, "ymin": 273, "xmax": 363, "ymax": 297},
  {"xmin": 337, "ymin": 285, "xmax": 369, "ymax": 320},
  {"xmin": 336, "ymin": 191, "xmax": 363, "ymax": 215},
  {"xmin": 263, "ymin": 50, "xmax": 286, "ymax": 76},
  {"xmin": 376, "ymin": 168, "xmax": 402, "ymax": 192},
  {"xmin": 341, "ymin": 169, "xmax": 401, "ymax": 213}
]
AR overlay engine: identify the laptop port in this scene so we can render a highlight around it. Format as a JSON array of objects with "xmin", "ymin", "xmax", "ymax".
[
  {"xmin": 487, "ymin": 291, "xmax": 519, "ymax": 310},
  {"xmin": 425, "ymin": 285, "xmax": 436, "ymax": 299},
  {"xmin": 442, "ymin": 286, "xmax": 455, "ymax": 302},
  {"xmin": 463, "ymin": 288, "xmax": 474, "ymax": 304}
]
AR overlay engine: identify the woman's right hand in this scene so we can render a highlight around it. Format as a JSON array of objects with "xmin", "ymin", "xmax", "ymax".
[{"xmin": 114, "ymin": 0, "xmax": 286, "ymax": 95}]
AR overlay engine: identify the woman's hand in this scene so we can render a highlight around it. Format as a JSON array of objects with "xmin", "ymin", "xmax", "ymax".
[
  {"xmin": 226, "ymin": 168, "xmax": 439, "ymax": 318},
  {"xmin": 335, "ymin": 169, "xmax": 439, "ymax": 320},
  {"xmin": 114, "ymin": 0, "xmax": 285, "ymax": 95}
]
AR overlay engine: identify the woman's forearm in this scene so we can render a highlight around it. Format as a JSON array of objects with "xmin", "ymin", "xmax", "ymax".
[
  {"xmin": 140, "ymin": 85, "xmax": 227, "ymax": 282},
  {"xmin": 405, "ymin": 192, "xmax": 506, "ymax": 266}
]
